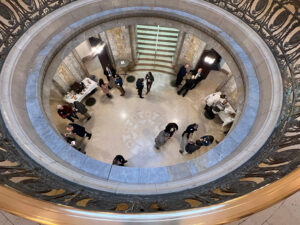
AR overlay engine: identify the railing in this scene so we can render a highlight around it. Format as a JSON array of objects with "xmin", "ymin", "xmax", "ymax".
[{"xmin": 0, "ymin": 0, "xmax": 299, "ymax": 218}]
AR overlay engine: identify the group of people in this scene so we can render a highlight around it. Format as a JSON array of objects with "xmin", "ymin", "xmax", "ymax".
[
  {"xmin": 155, "ymin": 122, "xmax": 214, "ymax": 154},
  {"xmin": 99, "ymin": 65, "xmax": 155, "ymax": 99},
  {"xmin": 56, "ymin": 62, "xmax": 226, "ymax": 166},
  {"xmin": 176, "ymin": 63, "xmax": 207, "ymax": 97}
]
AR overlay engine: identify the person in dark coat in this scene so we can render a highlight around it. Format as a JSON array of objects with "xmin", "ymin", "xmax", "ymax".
[
  {"xmin": 136, "ymin": 78, "xmax": 145, "ymax": 98},
  {"xmin": 73, "ymin": 101, "xmax": 91, "ymax": 120},
  {"xmin": 103, "ymin": 65, "xmax": 116, "ymax": 89},
  {"xmin": 177, "ymin": 76, "xmax": 195, "ymax": 97},
  {"xmin": 190, "ymin": 67, "xmax": 204, "ymax": 89},
  {"xmin": 145, "ymin": 72, "xmax": 154, "ymax": 94},
  {"xmin": 165, "ymin": 123, "xmax": 179, "ymax": 137},
  {"xmin": 115, "ymin": 74, "xmax": 125, "ymax": 96},
  {"xmin": 182, "ymin": 123, "xmax": 198, "ymax": 139},
  {"xmin": 66, "ymin": 123, "xmax": 92, "ymax": 140},
  {"xmin": 176, "ymin": 63, "xmax": 189, "ymax": 86},
  {"xmin": 99, "ymin": 78, "xmax": 112, "ymax": 98},
  {"xmin": 198, "ymin": 135, "xmax": 214, "ymax": 146},
  {"xmin": 57, "ymin": 104, "xmax": 78, "ymax": 122},
  {"xmin": 185, "ymin": 140, "xmax": 202, "ymax": 154},
  {"xmin": 112, "ymin": 155, "xmax": 128, "ymax": 166}
]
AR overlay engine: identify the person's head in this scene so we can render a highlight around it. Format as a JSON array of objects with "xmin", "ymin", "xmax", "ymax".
[
  {"xmin": 193, "ymin": 124, "xmax": 199, "ymax": 129},
  {"xmin": 148, "ymin": 72, "xmax": 153, "ymax": 76},
  {"xmin": 66, "ymin": 125, "xmax": 74, "ymax": 132},
  {"xmin": 222, "ymin": 99, "xmax": 228, "ymax": 104},
  {"xmin": 115, "ymin": 74, "xmax": 120, "ymax": 78},
  {"xmin": 206, "ymin": 136, "xmax": 214, "ymax": 143},
  {"xmin": 99, "ymin": 78, "xmax": 104, "ymax": 86},
  {"xmin": 196, "ymin": 140, "xmax": 202, "ymax": 146},
  {"xmin": 184, "ymin": 63, "xmax": 189, "ymax": 68},
  {"xmin": 105, "ymin": 65, "xmax": 111, "ymax": 71},
  {"xmin": 220, "ymin": 94, "xmax": 226, "ymax": 99},
  {"xmin": 140, "ymin": 78, "xmax": 144, "ymax": 82},
  {"xmin": 197, "ymin": 68, "xmax": 202, "ymax": 73},
  {"xmin": 57, "ymin": 104, "xmax": 63, "ymax": 110}
]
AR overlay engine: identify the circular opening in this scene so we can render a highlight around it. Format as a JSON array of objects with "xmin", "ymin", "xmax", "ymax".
[
  {"xmin": 48, "ymin": 25, "xmax": 240, "ymax": 168},
  {"xmin": 0, "ymin": 3, "xmax": 282, "ymax": 194}
]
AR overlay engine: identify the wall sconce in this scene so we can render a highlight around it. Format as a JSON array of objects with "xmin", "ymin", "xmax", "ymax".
[{"xmin": 89, "ymin": 37, "xmax": 105, "ymax": 54}]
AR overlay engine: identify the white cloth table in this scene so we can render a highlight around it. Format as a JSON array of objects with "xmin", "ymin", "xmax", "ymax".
[
  {"xmin": 217, "ymin": 103, "xmax": 235, "ymax": 126},
  {"xmin": 64, "ymin": 78, "xmax": 98, "ymax": 104}
]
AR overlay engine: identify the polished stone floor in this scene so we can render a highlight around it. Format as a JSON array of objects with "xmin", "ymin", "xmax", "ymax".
[{"xmin": 50, "ymin": 70, "xmax": 231, "ymax": 167}]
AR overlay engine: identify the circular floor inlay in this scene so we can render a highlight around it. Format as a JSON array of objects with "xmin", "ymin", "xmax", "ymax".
[
  {"xmin": 126, "ymin": 75, "xmax": 136, "ymax": 83},
  {"xmin": 85, "ymin": 97, "xmax": 96, "ymax": 106}
]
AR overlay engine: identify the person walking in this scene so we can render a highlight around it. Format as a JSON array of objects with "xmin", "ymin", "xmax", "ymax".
[
  {"xmin": 112, "ymin": 155, "xmax": 128, "ymax": 166},
  {"xmin": 176, "ymin": 63, "xmax": 189, "ymax": 86},
  {"xmin": 66, "ymin": 123, "xmax": 92, "ymax": 140},
  {"xmin": 103, "ymin": 65, "xmax": 116, "ymax": 89},
  {"xmin": 182, "ymin": 123, "xmax": 198, "ymax": 139},
  {"xmin": 145, "ymin": 72, "xmax": 154, "ymax": 94},
  {"xmin": 73, "ymin": 101, "xmax": 91, "ymax": 121},
  {"xmin": 136, "ymin": 78, "xmax": 144, "ymax": 98},
  {"xmin": 165, "ymin": 122, "xmax": 179, "ymax": 137},
  {"xmin": 57, "ymin": 104, "xmax": 78, "ymax": 122},
  {"xmin": 115, "ymin": 74, "xmax": 125, "ymax": 96},
  {"xmin": 99, "ymin": 78, "xmax": 112, "ymax": 98}
]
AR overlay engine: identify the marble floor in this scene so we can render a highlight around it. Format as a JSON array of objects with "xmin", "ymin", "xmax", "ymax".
[{"xmin": 50, "ymin": 70, "xmax": 231, "ymax": 167}]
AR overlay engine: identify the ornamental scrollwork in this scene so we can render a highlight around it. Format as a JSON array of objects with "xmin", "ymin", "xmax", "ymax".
[{"xmin": 0, "ymin": 0, "xmax": 299, "ymax": 212}]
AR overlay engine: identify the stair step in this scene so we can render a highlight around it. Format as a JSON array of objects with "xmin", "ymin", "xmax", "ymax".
[
  {"xmin": 131, "ymin": 66, "xmax": 175, "ymax": 75},
  {"xmin": 136, "ymin": 31, "xmax": 179, "ymax": 39},
  {"xmin": 136, "ymin": 61, "xmax": 173, "ymax": 69},
  {"xmin": 137, "ymin": 49, "xmax": 174, "ymax": 56},
  {"xmin": 137, "ymin": 46, "xmax": 176, "ymax": 52},
  {"xmin": 138, "ymin": 57, "xmax": 173, "ymax": 63},
  {"xmin": 136, "ymin": 25, "xmax": 179, "ymax": 32},
  {"xmin": 137, "ymin": 36, "xmax": 178, "ymax": 43},
  {"xmin": 138, "ymin": 53, "xmax": 173, "ymax": 60},
  {"xmin": 137, "ymin": 27, "xmax": 179, "ymax": 34},
  {"xmin": 137, "ymin": 40, "xmax": 177, "ymax": 47}
]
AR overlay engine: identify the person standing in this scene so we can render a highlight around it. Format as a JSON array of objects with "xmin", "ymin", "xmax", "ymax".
[
  {"xmin": 66, "ymin": 123, "xmax": 92, "ymax": 140},
  {"xmin": 73, "ymin": 101, "xmax": 91, "ymax": 121},
  {"xmin": 177, "ymin": 76, "xmax": 195, "ymax": 97},
  {"xmin": 182, "ymin": 123, "xmax": 198, "ymax": 139},
  {"xmin": 99, "ymin": 78, "xmax": 112, "ymax": 98},
  {"xmin": 179, "ymin": 131, "xmax": 190, "ymax": 154},
  {"xmin": 103, "ymin": 65, "xmax": 116, "ymax": 89},
  {"xmin": 57, "ymin": 104, "xmax": 78, "ymax": 122},
  {"xmin": 115, "ymin": 74, "xmax": 125, "ymax": 96},
  {"xmin": 145, "ymin": 72, "xmax": 154, "ymax": 94},
  {"xmin": 112, "ymin": 155, "xmax": 128, "ymax": 166},
  {"xmin": 190, "ymin": 67, "xmax": 204, "ymax": 89},
  {"xmin": 136, "ymin": 78, "xmax": 145, "ymax": 98},
  {"xmin": 165, "ymin": 122, "xmax": 179, "ymax": 137},
  {"xmin": 154, "ymin": 129, "xmax": 171, "ymax": 150},
  {"xmin": 176, "ymin": 63, "xmax": 189, "ymax": 86}
]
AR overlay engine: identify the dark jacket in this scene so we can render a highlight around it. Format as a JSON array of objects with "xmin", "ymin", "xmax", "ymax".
[
  {"xmin": 115, "ymin": 76, "xmax": 123, "ymax": 86},
  {"xmin": 185, "ymin": 142, "xmax": 201, "ymax": 154},
  {"xmin": 57, "ymin": 105, "xmax": 73, "ymax": 119},
  {"xmin": 165, "ymin": 123, "xmax": 178, "ymax": 137},
  {"xmin": 146, "ymin": 74, "xmax": 154, "ymax": 83},
  {"xmin": 73, "ymin": 101, "xmax": 87, "ymax": 114},
  {"xmin": 198, "ymin": 135, "xmax": 214, "ymax": 146},
  {"xmin": 136, "ymin": 79, "xmax": 144, "ymax": 90},
  {"xmin": 69, "ymin": 123, "xmax": 86, "ymax": 137},
  {"xmin": 177, "ymin": 66, "xmax": 187, "ymax": 78},
  {"xmin": 182, "ymin": 123, "xmax": 198, "ymax": 138},
  {"xmin": 104, "ymin": 67, "xmax": 116, "ymax": 80}
]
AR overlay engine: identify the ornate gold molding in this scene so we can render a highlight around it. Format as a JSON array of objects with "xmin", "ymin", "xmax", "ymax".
[{"xmin": 0, "ymin": 167, "xmax": 299, "ymax": 225}]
